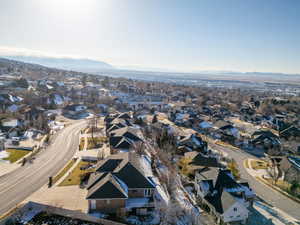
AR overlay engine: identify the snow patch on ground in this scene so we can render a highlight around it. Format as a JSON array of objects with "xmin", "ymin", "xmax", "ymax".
[{"xmin": 254, "ymin": 201, "xmax": 299, "ymax": 225}]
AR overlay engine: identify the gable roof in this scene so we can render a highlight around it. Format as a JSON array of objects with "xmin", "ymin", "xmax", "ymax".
[
  {"xmin": 93, "ymin": 152, "xmax": 155, "ymax": 189},
  {"xmin": 215, "ymin": 169, "xmax": 240, "ymax": 191},
  {"xmin": 87, "ymin": 173, "xmax": 128, "ymax": 199},
  {"xmin": 110, "ymin": 127, "xmax": 142, "ymax": 142},
  {"xmin": 187, "ymin": 152, "xmax": 221, "ymax": 168},
  {"xmin": 205, "ymin": 190, "xmax": 237, "ymax": 214}
]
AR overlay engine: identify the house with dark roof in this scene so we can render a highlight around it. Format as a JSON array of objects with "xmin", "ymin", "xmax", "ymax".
[
  {"xmin": 195, "ymin": 168, "xmax": 254, "ymax": 224},
  {"xmin": 251, "ymin": 130, "xmax": 282, "ymax": 155},
  {"xmin": 86, "ymin": 152, "xmax": 156, "ymax": 215},
  {"xmin": 108, "ymin": 127, "xmax": 143, "ymax": 153},
  {"xmin": 279, "ymin": 126, "xmax": 300, "ymax": 141},
  {"xmin": 62, "ymin": 104, "xmax": 87, "ymax": 117},
  {"xmin": 184, "ymin": 152, "xmax": 222, "ymax": 170},
  {"xmin": 177, "ymin": 133, "xmax": 208, "ymax": 154}
]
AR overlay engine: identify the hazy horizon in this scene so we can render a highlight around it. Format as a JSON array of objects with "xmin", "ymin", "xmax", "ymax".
[{"xmin": 0, "ymin": 0, "xmax": 299, "ymax": 74}]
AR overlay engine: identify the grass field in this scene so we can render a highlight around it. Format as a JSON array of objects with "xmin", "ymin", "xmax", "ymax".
[
  {"xmin": 59, "ymin": 161, "xmax": 95, "ymax": 186},
  {"xmin": 79, "ymin": 138, "xmax": 85, "ymax": 151},
  {"xmin": 52, "ymin": 158, "xmax": 77, "ymax": 184},
  {"xmin": 3, "ymin": 149, "xmax": 31, "ymax": 163},
  {"xmin": 250, "ymin": 160, "xmax": 268, "ymax": 170},
  {"xmin": 215, "ymin": 140, "xmax": 239, "ymax": 150}
]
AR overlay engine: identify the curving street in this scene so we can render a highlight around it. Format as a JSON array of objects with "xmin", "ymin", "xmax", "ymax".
[
  {"xmin": 209, "ymin": 143, "xmax": 300, "ymax": 221},
  {"xmin": 0, "ymin": 120, "xmax": 86, "ymax": 216}
]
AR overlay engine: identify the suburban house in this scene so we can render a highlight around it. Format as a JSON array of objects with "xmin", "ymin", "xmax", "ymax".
[
  {"xmin": 195, "ymin": 168, "xmax": 255, "ymax": 224},
  {"xmin": 106, "ymin": 118, "xmax": 132, "ymax": 134},
  {"xmin": 279, "ymin": 126, "xmax": 300, "ymax": 141},
  {"xmin": 0, "ymin": 118, "xmax": 23, "ymax": 138},
  {"xmin": 184, "ymin": 151, "xmax": 222, "ymax": 170},
  {"xmin": 177, "ymin": 133, "xmax": 208, "ymax": 154},
  {"xmin": 270, "ymin": 156, "xmax": 300, "ymax": 184},
  {"xmin": 251, "ymin": 130, "xmax": 281, "ymax": 155},
  {"xmin": 22, "ymin": 106, "xmax": 45, "ymax": 122},
  {"xmin": 62, "ymin": 104, "xmax": 87, "ymax": 117},
  {"xmin": 86, "ymin": 152, "xmax": 156, "ymax": 216},
  {"xmin": 109, "ymin": 127, "xmax": 143, "ymax": 153}
]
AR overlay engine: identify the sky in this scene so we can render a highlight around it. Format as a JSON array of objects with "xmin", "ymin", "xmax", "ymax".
[{"xmin": 0, "ymin": 0, "xmax": 299, "ymax": 74}]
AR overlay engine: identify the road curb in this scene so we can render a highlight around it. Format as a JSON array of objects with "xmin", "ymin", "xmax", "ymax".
[
  {"xmin": 245, "ymin": 158, "xmax": 300, "ymax": 205},
  {"xmin": 256, "ymin": 176, "xmax": 300, "ymax": 205}
]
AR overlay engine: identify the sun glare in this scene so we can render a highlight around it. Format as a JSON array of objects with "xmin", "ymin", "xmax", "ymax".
[{"xmin": 38, "ymin": 0, "xmax": 99, "ymax": 18}]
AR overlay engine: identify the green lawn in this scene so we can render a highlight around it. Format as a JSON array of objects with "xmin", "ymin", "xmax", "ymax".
[
  {"xmin": 52, "ymin": 158, "xmax": 77, "ymax": 184},
  {"xmin": 59, "ymin": 161, "xmax": 95, "ymax": 186},
  {"xmin": 79, "ymin": 138, "xmax": 85, "ymax": 151},
  {"xmin": 3, "ymin": 149, "xmax": 31, "ymax": 163},
  {"xmin": 250, "ymin": 160, "xmax": 268, "ymax": 170}
]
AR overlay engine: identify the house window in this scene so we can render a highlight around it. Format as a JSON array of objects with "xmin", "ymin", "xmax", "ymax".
[
  {"xmin": 144, "ymin": 189, "xmax": 151, "ymax": 197},
  {"xmin": 233, "ymin": 207, "xmax": 237, "ymax": 212},
  {"xmin": 91, "ymin": 200, "xmax": 96, "ymax": 209},
  {"xmin": 106, "ymin": 200, "xmax": 111, "ymax": 204}
]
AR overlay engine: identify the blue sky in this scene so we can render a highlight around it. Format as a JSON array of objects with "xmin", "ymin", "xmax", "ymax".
[{"xmin": 0, "ymin": 0, "xmax": 299, "ymax": 73}]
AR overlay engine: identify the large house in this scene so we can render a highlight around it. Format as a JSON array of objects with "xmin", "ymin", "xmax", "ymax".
[
  {"xmin": 86, "ymin": 152, "xmax": 156, "ymax": 216},
  {"xmin": 177, "ymin": 133, "xmax": 208, "ymax": 154},
  {"xmin": 195, "ymin": 168, "xmax": 255, "ymax": 224},
  {"xmin": 108, "ymin": 126, "xmax": 143, "ymax": 153},
  {"xmin": 251, "ymin": 130, "xmax": 281, "ymax": 155},
  {"xmin": 63, "ymin": 104, "xmax": 87, "ymax": 117}
]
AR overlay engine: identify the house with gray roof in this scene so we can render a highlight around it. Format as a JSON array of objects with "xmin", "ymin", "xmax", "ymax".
[
  {"xmin": 195, "ymin": 168, "xmax": 255, "ymax": 224},
  {"xmin": 86, "ymin": 152, "xmax": 156, "ymax": 215}
]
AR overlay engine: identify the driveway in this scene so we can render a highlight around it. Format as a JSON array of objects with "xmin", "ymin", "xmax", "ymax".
[
  {"xmin": 0, "ymin": 120, "xmax": 87, "ymax": 215},
  {"xmin": 209, "ymin": 142, "xmax": 300, "ymax": 221}
]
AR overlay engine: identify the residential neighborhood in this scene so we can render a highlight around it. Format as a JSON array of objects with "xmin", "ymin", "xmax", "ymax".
[{"xmin": 0, "ymin": 57, "xmax": 299, "ymax": 225}]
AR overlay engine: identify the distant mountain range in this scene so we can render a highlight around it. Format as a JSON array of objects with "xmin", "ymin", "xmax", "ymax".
[{"xmin": 3, "ymin": 55, "xmax": 114, "ymax": 71}]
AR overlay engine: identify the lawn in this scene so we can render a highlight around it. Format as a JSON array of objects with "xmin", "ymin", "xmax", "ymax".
[
  {"xmin": 3, "ymin": 149, "xmax": 31, "ymax": 163},
  {"xmin": 86, "ymin": 137, "xmax": 107, "ymax": 149},
  {"xmin": 52, "ymin": 158, "xmax": 77, "ymax": 184},
  {"xmin": 215, "ymin": 140, "xmax": 239, "ymax": 150},
  {"xmin": 59, "ymin": 160, "xmax": 95, "ymax": 186},
  {"xmin": 79, "ymin": 138, "xmax": 85, "ymax": 151},
  {"xmin": 250, "ymin": 160, "xmax": 268, "ymax": 170}
]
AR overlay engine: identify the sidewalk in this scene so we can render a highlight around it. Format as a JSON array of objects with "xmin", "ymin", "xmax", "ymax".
[{"xmin": 23, "ymin": 185, "xmax": 88, "ymax": 213}]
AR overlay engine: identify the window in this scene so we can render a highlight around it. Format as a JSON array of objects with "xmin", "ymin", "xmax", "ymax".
[
  {"xmin": 144, "ymin": 189, "xmax": 151, "ymax": 197},
  {"xmin": 233, "ymin": 207, "xmax": 237, "ymax": 212},
  {"xmin": 91, "ymin": 200, "xmax": 96, "ymax": 209}
]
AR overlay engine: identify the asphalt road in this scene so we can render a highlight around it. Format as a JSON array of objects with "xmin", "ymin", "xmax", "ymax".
[
  {"xmin": 0, "ymin": 120, "xmax": 86, "ymax": 216},
  {"xmin": 209, "ymin": 143, "xmax": 300, "ymax": 221}
]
